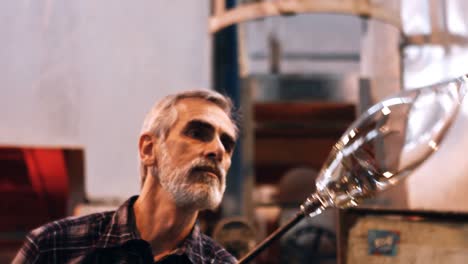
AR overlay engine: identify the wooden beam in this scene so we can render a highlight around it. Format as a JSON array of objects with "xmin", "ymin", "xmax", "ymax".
[
  {"xmin": 209, "ymin": 0, "xmax": 401, "ymax": 33},
  {"xmin": 213, "ymin": 0, "xmax": 226, "ymax": 16}
]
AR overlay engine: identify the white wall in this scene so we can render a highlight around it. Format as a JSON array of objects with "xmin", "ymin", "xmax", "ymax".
[
  {"xmin": 402, "ymin": 0, "xmax": 468, "ymax": 212},
  {"xmin": 406, "ymin": 101, "xmax": 468, "ymax": 212},
  {"xmin": 0, "ymin": 1, "xmax": 211, "ymax": 200}
]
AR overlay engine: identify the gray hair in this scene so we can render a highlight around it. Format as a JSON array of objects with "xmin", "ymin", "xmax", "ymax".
[{"xmin": 139, "ymin": 89, "xmax": 238, "ymax": 187}]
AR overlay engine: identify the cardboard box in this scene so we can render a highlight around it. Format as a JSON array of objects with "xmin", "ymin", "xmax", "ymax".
[{"xmin": 338, "ymin": 208, "xmax": 468, "ymax": 264}]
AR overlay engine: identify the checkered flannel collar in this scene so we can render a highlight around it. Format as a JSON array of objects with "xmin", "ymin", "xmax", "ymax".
[
  {"xmin": 172, "ymin": 223, "xmax": 203, "ymax": 263},
  {"xmin": 95, "ymin": 195, "xmax": 141, "ymax": 248},
  {"xmin": 95, "ymin": 195, "xmax": 204, "ymax": 262}
]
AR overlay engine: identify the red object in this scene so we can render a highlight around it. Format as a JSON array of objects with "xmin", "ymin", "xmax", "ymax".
[{"xmin": 0, "ymin": 147, "xmax": 69, "ymax": 232}]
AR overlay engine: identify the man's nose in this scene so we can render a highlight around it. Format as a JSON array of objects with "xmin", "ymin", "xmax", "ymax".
[{"xmin": 205, "ymin": 137, "xmax": 225, "ymax": 161}]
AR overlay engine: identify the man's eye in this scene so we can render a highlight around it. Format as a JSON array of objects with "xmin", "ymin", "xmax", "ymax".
[
  {"xmin": 187, "ymin": 129, "xmax": 203, "ymax": 139},
  {"xmin": 186, "ymin": 128, "xmax": 211, "ymax": 142},
  {"xmin": 183, "ymin": 121, "xmax": 215, "ymax": 142},
  {"xmin": 223, "ymin": 143, "xmax": 233, "ymax": 153},
  {"xmin": 221, "ymin": 136, "xmax": 235, "ymax": 153}
]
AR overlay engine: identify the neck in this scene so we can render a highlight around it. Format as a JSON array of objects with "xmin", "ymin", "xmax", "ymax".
[{"xmin": 134, "ymin": 176, "xmax": 198, "ymax": 260}]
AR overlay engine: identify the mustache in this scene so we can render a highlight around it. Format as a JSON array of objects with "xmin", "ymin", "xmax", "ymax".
[{"xmin": 189, "ymin": 159, "xmax": 225, "ymax": 181}]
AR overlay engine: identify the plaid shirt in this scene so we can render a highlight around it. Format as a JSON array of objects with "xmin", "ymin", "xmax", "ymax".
[{"xmin": 13, "ymin": 196, "xmax": 237, "ymax": 264}]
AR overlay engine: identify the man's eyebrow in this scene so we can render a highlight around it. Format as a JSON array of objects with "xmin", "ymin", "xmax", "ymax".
[{"xmin": 184, "ymin": 119, "xmax": 214, "ymax": 131}]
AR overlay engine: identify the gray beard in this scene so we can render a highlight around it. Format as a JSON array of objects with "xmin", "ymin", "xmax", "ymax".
[{"xmin": 152, "ymin": 144, "xmax": 226, "ymax": 211}]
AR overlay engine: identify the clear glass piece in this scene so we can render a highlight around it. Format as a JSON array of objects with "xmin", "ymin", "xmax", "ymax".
[{"xmin": 301, "ymin": 75, "xmax": 468, "ymax": 217}]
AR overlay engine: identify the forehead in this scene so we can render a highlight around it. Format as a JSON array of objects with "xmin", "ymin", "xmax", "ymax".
[{"xmin": 174, "ymin": 98, "xmax": 236, "ymax": 137}]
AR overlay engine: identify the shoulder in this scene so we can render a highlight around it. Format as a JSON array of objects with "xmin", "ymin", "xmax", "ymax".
[
  {"xmin": 199, "ymin": 233, "xmax": 237, "ymax": 264},
  {"xmin": 27, "ymin": 211, "xmax": 114, "ymax": 252},
  {"xmin": 13, "ymin": 211, "xmax": 115, "ymax": 263}
]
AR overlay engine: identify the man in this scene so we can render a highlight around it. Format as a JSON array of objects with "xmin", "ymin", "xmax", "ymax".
[{"xmin": 13, "ymin": 90, "xmax": 239, "ymax": 263}]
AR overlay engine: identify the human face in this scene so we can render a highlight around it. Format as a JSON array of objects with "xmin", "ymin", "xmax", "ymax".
[{"xmin": 155, "ymin": 98, "xmax": 236, "ymax": 210}]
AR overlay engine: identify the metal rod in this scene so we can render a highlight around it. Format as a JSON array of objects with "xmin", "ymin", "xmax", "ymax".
[{"xmin": 237, "ymin": 211, "xmax": 305, "ymax": 264}]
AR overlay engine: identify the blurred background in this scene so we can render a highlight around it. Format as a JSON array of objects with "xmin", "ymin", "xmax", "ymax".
[{"xmin": 2, "ymin": 0, "xmax": 468, "ymax": 263}]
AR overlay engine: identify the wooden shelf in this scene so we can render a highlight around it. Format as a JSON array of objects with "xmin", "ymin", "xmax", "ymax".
[{"xmin": 254, "ymin": 101, "xmax": 356, "ymax": 184}]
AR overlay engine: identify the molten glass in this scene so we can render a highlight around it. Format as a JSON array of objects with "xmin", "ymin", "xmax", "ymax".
[{"xmin": 301, "ymin": 75, "xmax": 468, "ymax": 216}]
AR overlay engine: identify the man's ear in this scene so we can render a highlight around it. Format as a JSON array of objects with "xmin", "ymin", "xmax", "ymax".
[{"xmin": 139, "ymin": 133, "xmax": 158, "ymax": 167}]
